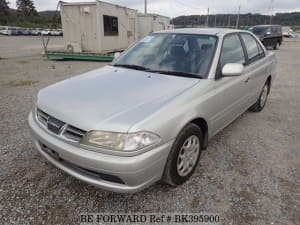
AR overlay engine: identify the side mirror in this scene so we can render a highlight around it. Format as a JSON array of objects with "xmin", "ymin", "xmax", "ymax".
[
  {"xmin": 114, "ymin": 52, "xmax": 121, "ymax": 59},
  {"xmin": 222, "ymin": 63, "xmax": 244, "ymax": 76},
  {"xmin": 265, "ymin": 31, "xmax": 271, "ymax": 36}
]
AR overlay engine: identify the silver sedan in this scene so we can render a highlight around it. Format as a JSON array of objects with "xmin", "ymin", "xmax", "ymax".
[{"xmin": 28, "ymin": 28, "xmax": 276, "ymax": 193}]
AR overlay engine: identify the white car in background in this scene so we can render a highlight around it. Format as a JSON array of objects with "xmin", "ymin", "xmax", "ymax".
[
  {"xmin": 41, "ymin": 29, "xmax": 51, "ymax": 36},
  {"xmin": 0, "ymin": 26, "xmax": 11, "ymax": 35},
  {"xmin": 282, "ymin": 27, "xmax": 294, "ymax": 38},
  {"xmin": 50, "ymin": 29, "xmax": 62, "ymax": 36}
]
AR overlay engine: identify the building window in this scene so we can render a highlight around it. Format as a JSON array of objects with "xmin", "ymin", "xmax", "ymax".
[{"xmin": 103, "ymin": 15, "xmax": 118, "ymax": 36}]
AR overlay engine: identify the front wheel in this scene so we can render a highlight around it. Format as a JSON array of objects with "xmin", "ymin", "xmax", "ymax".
[
  {"xmin": 162, "ymin": 123, "xmax": 202, "ymax": 186},
  {"xmin": 249, "ymin": 81, "xmax": 270, "ymax": 112},
  {"xmin": 273, "ymin": 41, "xmax": 280, "ymax": 50}
]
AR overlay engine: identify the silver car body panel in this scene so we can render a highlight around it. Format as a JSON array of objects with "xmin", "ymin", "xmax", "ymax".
[
  {"xmin": 29, "ymin": 112, "xmax": 173, "ymax": 193},
  {"xmin": 29, "ymin": 28, "xmax": 277, "ymax": 192}
]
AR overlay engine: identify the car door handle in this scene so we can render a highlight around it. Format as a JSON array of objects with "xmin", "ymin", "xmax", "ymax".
[{"xmin": 244, "ymin": 77, "xmax": 250, "ymax": 83}]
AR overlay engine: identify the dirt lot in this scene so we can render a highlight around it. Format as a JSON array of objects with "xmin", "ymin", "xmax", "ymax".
[{"xmin": 0, "ymin": 36, "xmax": 299, "ymax": 225}]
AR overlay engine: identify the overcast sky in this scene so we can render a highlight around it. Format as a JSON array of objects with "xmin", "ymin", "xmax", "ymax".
[{"xmin": 10, "ymin": 0, "xmax": 300, "ymax": 17}]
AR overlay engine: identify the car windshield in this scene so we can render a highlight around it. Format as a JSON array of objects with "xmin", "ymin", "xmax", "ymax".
[
  {"xmin": 113, "ymin": 33, "xmax": 218, "ymax": 78},
  {"xmin": 250, "ymin": 27, "xmax": 268, "ymax": 35}
]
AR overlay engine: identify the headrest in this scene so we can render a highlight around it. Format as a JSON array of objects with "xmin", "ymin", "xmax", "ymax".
[
  {"xmin": 201, "ymin": 44, "xmax": 213, "ymax": 51},
  {"xmin": 170, "ymin": 45, "xmax": 186, "ymax": 57}
]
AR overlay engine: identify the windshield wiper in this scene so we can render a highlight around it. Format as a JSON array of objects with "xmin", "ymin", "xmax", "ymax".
[
  {"xmin": 113, "ymin": 64, "xmax": 204, "ymax": 79},
  {"xmin": 147, "ymin": 70, "xmax": 203, "ymax": 79},
  {"xmin": 113, "ymin": 64, "xmax": 150, "ymax": 71}
]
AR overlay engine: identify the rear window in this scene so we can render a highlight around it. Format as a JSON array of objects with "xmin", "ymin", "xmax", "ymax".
[{"xmin": 250, "ymin": 27, "xmax": 268, "ymax": 35}]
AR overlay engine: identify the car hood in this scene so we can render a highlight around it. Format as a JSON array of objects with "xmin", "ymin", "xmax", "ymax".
[{"xmin": 37, "ymin": 66, "xmax": 200, "ymax": 132}]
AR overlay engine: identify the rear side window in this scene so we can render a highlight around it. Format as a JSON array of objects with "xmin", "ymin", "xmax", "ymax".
[
  {"xmin": 270, "ymin": 26, "xmax": 281, "ymax": 33},
  {"xmin": 277, "ymin": 26, "xmax": 282, "ymax": 33},
  {"xmin": 241, "ymin": 33, "xmax": 263, "ymax": 62},
  {"xmin": 220, "ymin": 34, "xmax": 245, "ymax": 68}
]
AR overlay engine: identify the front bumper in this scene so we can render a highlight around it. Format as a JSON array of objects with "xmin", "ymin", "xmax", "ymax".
[{"xmin": 28, "ymin": 112, "xmax": 173, "ymax": 193}]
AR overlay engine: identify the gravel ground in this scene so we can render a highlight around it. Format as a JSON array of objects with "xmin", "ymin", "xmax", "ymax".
[
  {"xmin": 0, "ymin": 36, "xmax": 64, "ymax": 59},
  {"xmin": 0, "ymin": 36, "xmax": 299, "ymax": 225}
]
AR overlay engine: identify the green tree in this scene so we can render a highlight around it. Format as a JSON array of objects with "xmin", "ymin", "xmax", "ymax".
[
  {"xmin": 0, "ymin": 0, "xmax": 10, "ymax": 24},
  {"xmin": 0, "ymin": 0, "xmax": 9, "ymax": 10},
  {"xmin": 16, "ymin": 0, "xmax": 38, "ymax": 16}
]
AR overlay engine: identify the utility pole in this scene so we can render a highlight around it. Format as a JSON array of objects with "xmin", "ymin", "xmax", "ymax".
[
  {"xmin": 228, "ymin": 15, "xmax": 231, "ymax": 27},
  {"xmin": 236, "ymin": 5, "xmax": 241, "ymax": 29},
  {"xmin": 206, "ymin": 8, "xmax": 209, "ymax": 27},
  {"xmin": 269, "ymin": 0, "xmax": 274, "ymax": 24},
  {"xmin": 144, "ymin": 0, "xmax": 147, "ymax": 14},
  {"xmin": 214, "ymin": 14, "xmax": 217, "ymax": 27}
]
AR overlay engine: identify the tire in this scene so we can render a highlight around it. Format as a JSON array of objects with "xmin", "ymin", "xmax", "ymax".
[
  {"xmin": 162, "ymin": 123, "xmax": 203, "ymax": 186},
  {"xmin": 273, "ymin": 41, "xmax": 280, "ymax": 50},
  {"xmin": 249, "ymin": 80, "xmax": 270, "ymax": 112}
]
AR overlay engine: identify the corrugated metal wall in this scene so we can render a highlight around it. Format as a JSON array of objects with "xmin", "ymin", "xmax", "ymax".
[
  {"xmin": 99, "ymin": 1, "xmax": 138, "ymax": 52},
  {"xmin": 137, "ymin": 15, "xmax": 171, "ymax": 39}
]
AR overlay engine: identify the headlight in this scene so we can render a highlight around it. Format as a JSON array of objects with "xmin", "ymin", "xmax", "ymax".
[{"xmin": 81, "ymin": 131, "xmax": 161, "ymax": 151}]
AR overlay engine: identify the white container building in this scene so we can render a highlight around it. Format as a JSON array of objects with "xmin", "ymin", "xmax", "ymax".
[
  {"xmin": 137, "ymin": 13, "xmax": 171, "ymax": 39},
  {"xmin": 60, "ymin": 1, "xmax": 138, "ymax": 53}
]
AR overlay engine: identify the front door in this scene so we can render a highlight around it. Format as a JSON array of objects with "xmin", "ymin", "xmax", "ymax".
[{"xmin": 211, "ymin": 34, "xmax": 251, "ymax": 135}]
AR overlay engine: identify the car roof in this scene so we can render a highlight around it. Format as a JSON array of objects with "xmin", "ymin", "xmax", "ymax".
[{"xmin": 154, "ymin": 28, "xmax": 247, "ymax": 36}]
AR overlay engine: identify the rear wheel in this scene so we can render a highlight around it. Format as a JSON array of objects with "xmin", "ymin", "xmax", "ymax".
[
  {"xmin": 163, "ymin": 123, "xmax": 202, "ymax": 186},
  {"xmin": 249, "ymin": 80, "xmax": 270, "ymax": 112}
]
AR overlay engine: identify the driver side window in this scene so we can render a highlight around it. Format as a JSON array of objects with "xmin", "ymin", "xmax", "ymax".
[{"xmin": 220, "ymin": 34, "xmax": 246, "ymax": 69}]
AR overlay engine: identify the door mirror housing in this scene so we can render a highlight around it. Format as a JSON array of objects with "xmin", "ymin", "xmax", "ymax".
[
  {"xmin": 265, "ymin": 31, "xmax": 271, "ymax": 36},
  {"xmin": 222, "ymin": 63, "xmax": 244, "ymax": 76},
  {"xmin": 114, "ymin": 52, "xmax": 121, "ymax": 59}
]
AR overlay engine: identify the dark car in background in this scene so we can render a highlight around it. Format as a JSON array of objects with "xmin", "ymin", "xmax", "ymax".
[{"xmin": 249, "ymin": 25, "xmax": 283, "ymax": 50}]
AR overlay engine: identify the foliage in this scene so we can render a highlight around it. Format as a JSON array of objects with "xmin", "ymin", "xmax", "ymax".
[
  {"xmin": 172, "ymin": 12, "xmax": 300, "ymax": 27},
  {"xmin": 0, "ymin": 9, "xmax": 61, "ymax": 28},
  {"xmin": 0, "ymin": 0, "xmax": 9, "ymax": 10},
  {"xmin": 0, "ymin": 0, "xmax": 10, "ymax": 24},
  {"xmin": 0, "ymin": 0, "xmax": 60, "ymax": 29},
  {"xmin": 16, "ymin": 0, "xmax": 37, "ymax": 16}
]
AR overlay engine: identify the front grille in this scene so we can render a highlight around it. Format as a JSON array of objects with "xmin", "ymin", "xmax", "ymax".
[
  {"xmin": 37, "ymin": 109, "xmax": 48, "ymax": 126},
  {"xmin": 36, "ymin": 109, "xmax": 86, "ymax": 142},
  {"xmin": 63, "ymin": 125, "xmax": 86, "ymax": 142}
]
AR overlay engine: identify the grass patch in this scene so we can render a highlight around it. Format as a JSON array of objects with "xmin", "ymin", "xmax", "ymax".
[
  {"xmin": 17, "ymin": 60, "xmax": 30, "ymax": 64},
  {"xmin": 7, "ymin": 80, "xmax": 39, "ymax": 87}
]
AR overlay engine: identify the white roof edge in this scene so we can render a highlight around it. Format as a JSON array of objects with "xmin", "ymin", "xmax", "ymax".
[
  {"xmin": 60, "ymin": 1, "xmax": 138, "ymax": 11},
  {"xmin": 138, "ymin": 13, "xmax": 170, "ymax": 19},
  {"xmin": 153, "ymin": 28, "xmax": 248, "ymax": 36},
  {"xmin": 60, "ymin": 1, "xmax": 96, "ymax": 6}
]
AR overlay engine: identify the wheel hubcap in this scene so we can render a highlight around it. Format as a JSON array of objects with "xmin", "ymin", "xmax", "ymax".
[
  {"xmin": 260, "ymin": 84, "xmax": 268, "ymax": 108},
  {"xmin": 177, "ymin": 135, "xmax": 200, "ymax": 177}
]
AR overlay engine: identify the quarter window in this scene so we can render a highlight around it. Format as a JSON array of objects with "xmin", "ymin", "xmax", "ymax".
[
  {"xmin": 241, "ymin": 33, "xmax": 263, "ymax": 62},
  {"xmin": 220, "ymin": 34, "xmax": 245, "ymax": 68},
  {"xmin": 103, "ymin": 15, "xmax": 118, "ymax": 36}
]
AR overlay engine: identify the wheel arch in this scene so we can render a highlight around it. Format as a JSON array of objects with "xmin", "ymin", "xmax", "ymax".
[
  {"xmin": 189, "ymin": 117, "xmax": 209, "ymax": 150},
  {"xmin": 267, "ymin": 75, "xmax": 272, "ymax": 94}
]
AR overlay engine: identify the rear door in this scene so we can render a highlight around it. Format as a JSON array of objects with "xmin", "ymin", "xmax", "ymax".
[{"xmin": 240, "ymin": 33, "xmax": 270, "ymax": 103}]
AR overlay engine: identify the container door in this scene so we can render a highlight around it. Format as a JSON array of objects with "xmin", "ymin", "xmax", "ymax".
[{"xmin": 129, "ymin": 18, "xmax": 136, "ymax": 44}]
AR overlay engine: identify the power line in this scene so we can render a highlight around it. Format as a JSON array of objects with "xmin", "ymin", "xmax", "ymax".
[{"xmin": 172, "ymin": 0, "xmax": 205, "ymax": 12}]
